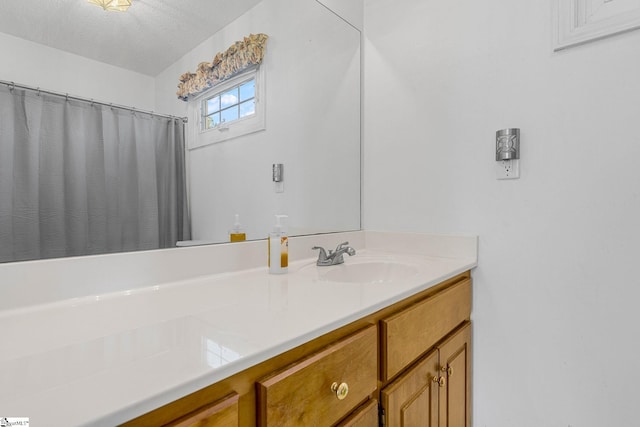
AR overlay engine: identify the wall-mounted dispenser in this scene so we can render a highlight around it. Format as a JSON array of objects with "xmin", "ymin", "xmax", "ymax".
[
  {"xmin": 273, "ymin": 163, "xmax": 284, "ymax": 192},
  {"xmin": 496, "ymin": 128, "xmax": 520, "ymax": 160},
  {"xmin": 496, "ymin": 128, "xmax": 520, "ymax": 180}
]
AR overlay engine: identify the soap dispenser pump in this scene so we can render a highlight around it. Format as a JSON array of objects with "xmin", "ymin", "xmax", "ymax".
[{"xmin": 268, "ymin": 215, "xmax": 288, "ymax": 274}]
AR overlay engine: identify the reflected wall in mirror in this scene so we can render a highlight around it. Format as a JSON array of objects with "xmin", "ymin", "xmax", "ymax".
[{"xmin": 0, "ymin": 0, "xmax": 361, "ymax": 263}]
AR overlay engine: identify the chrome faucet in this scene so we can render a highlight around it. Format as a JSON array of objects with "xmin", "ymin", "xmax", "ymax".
[{"xmin": 312, "ymin": 241, "xmax": 356, "ymax": 266}]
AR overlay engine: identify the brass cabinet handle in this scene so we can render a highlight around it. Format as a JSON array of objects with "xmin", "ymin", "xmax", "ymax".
[
  {"xmin": 432, "ymin": 376, "xmax": 446, "ymax": 387},
  {"xmin": 331, "ymin": 382, "xmax": 349, "ymax": 400},
  {"xmin": 441, "ymin": 366, "xmax": 453, "ymax": 376}
]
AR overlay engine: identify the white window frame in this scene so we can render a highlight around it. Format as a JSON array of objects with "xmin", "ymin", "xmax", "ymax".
[
  {"xmin": 553, "ymin": 0, "xmax": 640, "ymax": 51},
  {"xmin": 187, "ymin": 66, "xmax": 266, "ymax": 150}
]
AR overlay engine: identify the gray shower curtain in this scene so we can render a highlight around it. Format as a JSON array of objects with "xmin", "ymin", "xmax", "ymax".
[{"xmin": 0, "ymin": 86, "xmax": 191, "ymax": 263}]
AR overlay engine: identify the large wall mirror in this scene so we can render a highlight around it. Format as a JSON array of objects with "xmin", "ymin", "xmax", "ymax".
[{"xmin": 0, "ymin": 0, "xmax": 361, "ymax": 263}]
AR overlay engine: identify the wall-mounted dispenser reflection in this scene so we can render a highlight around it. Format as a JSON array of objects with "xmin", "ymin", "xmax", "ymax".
[
  {"xmin": 273, "ymin": 163, "xmax": 283, "ymax": 182},
  {"xmin": 273, "ymin": 163, "xmax": 284, "ymax": 193},
  {"xmin": 496, "ymin": 128, "xmax": 520, "ymax": 180}
]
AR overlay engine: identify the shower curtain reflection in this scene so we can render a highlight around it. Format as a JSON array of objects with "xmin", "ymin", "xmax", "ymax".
[{"xmin": 0, "ymin": 86, "xmax": 191, "ymax": 263}]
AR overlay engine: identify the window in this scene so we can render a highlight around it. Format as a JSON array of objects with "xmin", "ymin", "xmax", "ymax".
[
  {"xmin": 202, "ymin": 78, "xmax": 256, "ymax": 130},
  {"xmin": 189, "ymin": 67, "xmax": 265, "ymax": 149},
  {"xmin": 553, "ymin": 0, "xmax": 640, "ymax": 51}
]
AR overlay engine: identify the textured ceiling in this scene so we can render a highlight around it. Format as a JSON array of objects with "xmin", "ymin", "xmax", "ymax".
[{"xmin": 0, "ymin": 0, "xmax": 263, "ymax": 76}]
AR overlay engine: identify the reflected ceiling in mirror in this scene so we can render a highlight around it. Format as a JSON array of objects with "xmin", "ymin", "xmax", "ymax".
[{"xmin": 0, "ymin": 0, "xmax": 264, "ymax": 76}]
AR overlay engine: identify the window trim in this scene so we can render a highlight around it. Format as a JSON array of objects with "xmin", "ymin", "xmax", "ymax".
[{"xmin": 187, "ymin": 66, "xmax": 266, "ymax": 150}]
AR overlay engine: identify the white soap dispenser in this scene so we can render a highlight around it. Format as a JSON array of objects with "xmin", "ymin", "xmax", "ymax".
[{"xmin": 268, "ymin": 215, "xmax": 288, "ymax": 274}]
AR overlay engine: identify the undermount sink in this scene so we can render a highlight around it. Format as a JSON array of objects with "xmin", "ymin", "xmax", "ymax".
[{"xmin": 313, "ymin": 260, "xmax": 420, "ymax": 284}]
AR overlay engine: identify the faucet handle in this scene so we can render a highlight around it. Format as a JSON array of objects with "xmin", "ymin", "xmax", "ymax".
[
  {"xmin": 311, "ymin": 246, "xmax": 331, "ymax": 265},
  {"xmin": 312, "ymin": 246, "xmax": 329, "ymax": 261},
  {"xmin": 335, "ymin": 241, "xmax": 350, "ymax": 252}
]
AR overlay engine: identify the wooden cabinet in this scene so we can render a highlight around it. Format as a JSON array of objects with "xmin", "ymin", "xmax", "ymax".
[
  {"xmin": 381, "ymin": 323, "xmax": 471, "ymax": 427},
  {"xmin": 256, "ymin": 326, "xmax": 377, "ymax": 427},
  {"xmin": 381, "ymin": 278, "xmax": 471, "ymax": 382},
  {"xmin": 381, "ymin": 350, "xmax": 440, "ymax": 427},
  {"xmin": 380, "ymin": 277, "xmax": 471, "ymax": 427},
  {"xmin": 438, "ymin": 323, "xmax": 471, "ymax": 427},
  {"xmin": 337, "ymin": 399, "xmax": 379, "ymax": 427},
  {"xmin": 121, "ymin": 272, "xmax": 472, "ymax": 427},
  {"xmin": 164, "ymin": 393, "xmax": 239, "ymax": 427}
]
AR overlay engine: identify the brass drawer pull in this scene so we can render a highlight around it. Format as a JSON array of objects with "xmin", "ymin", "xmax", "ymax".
[
  {"xmin": 441, "ymin": 366, "xmax": 453, "ymax": 376},
  {"xmin": 432, "ymin": 376, "xmax": 445, "ymax": 388},
  {"xmin": 331, "ymin": 382, "xmax": 349, "ymax": 400}
]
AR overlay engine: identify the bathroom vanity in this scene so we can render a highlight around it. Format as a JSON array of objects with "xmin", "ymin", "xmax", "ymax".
[
  {"xmin": 123, "ymin": 272, "xmax": 471, "ymax": 427},
  {"xmin": 0, "ymin": 231, "xmax": 476, "ymax": 426}
]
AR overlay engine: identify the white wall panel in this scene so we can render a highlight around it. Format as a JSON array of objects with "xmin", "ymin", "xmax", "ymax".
[
  {"xmin": 0, "ymin": 32, "xmax": 154, "ymax": 110},
  {"xmin": 363, "ymin": 0, "xmax": 640, "ymax": 425}
]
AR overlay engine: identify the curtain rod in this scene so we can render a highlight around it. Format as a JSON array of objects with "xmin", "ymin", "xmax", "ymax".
[{"xmin": 0, "ymin": 79, "xmax": 188, "ymax": 123}]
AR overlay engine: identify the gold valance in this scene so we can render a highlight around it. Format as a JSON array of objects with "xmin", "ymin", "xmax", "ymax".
[{"xmin": 177, "ymin": 33, "xmax": 269, "ymax": 101}]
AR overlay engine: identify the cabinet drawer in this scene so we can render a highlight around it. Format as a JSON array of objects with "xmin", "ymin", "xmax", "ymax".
[
  {"xmin": 164, "ymin": 392, "xmax": 238, "ymax": 427},
  {"xmin": 381, "ymin": 278, "xmax": 471, "ymax": 381},
  {"xmin": 257, "ymin": 325, "xmax": 377, "ymax": 427},
  {"xmin": 337, "ymin": 399, "xmax": 379, "ymax": 427}
]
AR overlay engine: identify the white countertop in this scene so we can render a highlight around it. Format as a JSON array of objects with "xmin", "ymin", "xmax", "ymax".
[{"xmin": 0, "ymin": 232, "xmax": 477, "ymax": 426}]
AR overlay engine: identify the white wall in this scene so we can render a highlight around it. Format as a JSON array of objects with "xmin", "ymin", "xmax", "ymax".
[
  {"xmin": 155, "ymin": 0, "xmax": 361, "ymax": 243},
  {"xmin": 0, "ymin": 32, "xmax": 155, "ymax": 110},
  {"xmin": 364, "ymin": 1, "xmax": 640, "ymax": 426},
  {"xmin": 317, "ymin": 0, "xmax": 364, "ymax": 30}
]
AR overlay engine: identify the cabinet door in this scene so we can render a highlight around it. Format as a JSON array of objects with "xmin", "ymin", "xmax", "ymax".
[
  {"xmin": 164, "ymin": 392, "xmax": 239, "ymax": 427},
  {"xmin": 438, "ymin": 323, "xmax": 471, "ymax": 427},
  {"xmin": 381, "ymin": 350, "xmax": 439, "ymax": 427}
]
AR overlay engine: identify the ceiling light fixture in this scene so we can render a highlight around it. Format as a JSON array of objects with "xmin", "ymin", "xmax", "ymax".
[{"xmin": 87, "ymin": 0, "xmax": 132, "ymax": 12}]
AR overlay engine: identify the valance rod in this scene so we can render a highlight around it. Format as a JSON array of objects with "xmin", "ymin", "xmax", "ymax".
[{"xmin": 0, "ymin": 79, "xmax": 188, "ymax": 123}]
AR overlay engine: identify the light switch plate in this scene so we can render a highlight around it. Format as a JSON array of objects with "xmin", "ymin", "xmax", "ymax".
[{"xmin": 496, "ymin": 159, "xmax": 520, "ymax": 180}]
